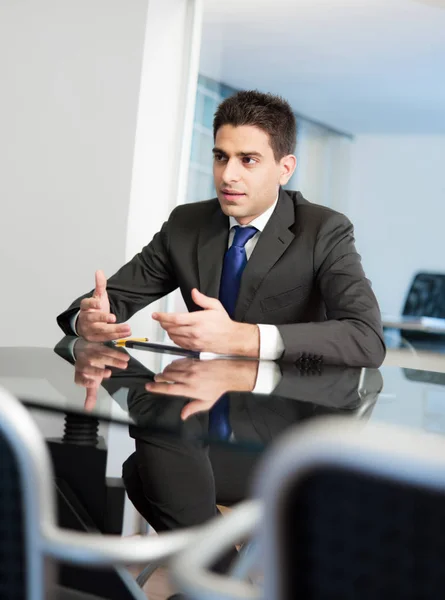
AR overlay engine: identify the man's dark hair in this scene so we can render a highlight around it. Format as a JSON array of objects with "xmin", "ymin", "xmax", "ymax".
[{"xmin": 213, "ymin": 90, "xmax": 296, "ymax": 161}]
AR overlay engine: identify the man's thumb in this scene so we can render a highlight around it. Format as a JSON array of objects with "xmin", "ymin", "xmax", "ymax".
[
  {"xmin": 191, "ymin": 288, "xmax": 223, "ymax": 311},
  {"xmin": 93, "ymin": 270, "xmax": 107, "ymax": 298}
]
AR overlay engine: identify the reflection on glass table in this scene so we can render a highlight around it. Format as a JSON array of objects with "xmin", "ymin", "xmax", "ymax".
[{"xmin": 4, "ymin": 338, "xmax": 445, "ymax": 584}]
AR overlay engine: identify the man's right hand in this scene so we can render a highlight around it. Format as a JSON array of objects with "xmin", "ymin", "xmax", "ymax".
[{"xmin": 77, "ymin": 270, "xmax": 132, "ymax": 342}]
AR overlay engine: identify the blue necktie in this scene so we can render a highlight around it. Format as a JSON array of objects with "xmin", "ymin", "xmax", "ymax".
[
  {"xmin": 218, "ymin": 225, "xmax": 258, "ymax": 318},
  {"xmin": 208, "ymin": 225, "xmax": 258, "ymax": 440}
]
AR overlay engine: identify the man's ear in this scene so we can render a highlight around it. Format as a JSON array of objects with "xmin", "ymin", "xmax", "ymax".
[{"xmin": 279, "ymin": 154, "xmax": 297, "ymax": 185}]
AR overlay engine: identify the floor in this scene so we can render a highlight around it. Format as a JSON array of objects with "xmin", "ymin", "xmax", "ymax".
[
  {"xmin": 126, "ymin": 541, "xmax": 177, "ymax": 599},
  {"xmin": 128, "ymin": 565, "xmax": 177, "ymax": 600},
  {"xmin": 127, "ymin": 506, "xmax": 233, "ymax": 599}
]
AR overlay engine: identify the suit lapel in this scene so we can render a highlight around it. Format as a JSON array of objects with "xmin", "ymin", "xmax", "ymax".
[
  {"xmin": 197, "ymin": 205, "xmax": 229, "ymax": 298},
  {"xmin": 234, "ymin": 189, "xmax": 297, "ymax": 321}
]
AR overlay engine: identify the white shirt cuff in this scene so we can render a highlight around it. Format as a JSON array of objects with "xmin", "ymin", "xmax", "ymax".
[
  {"xmin": 252, "ymin": 360, "xmax": 282, "ymax": 394},
  {"xmin": 257, "ymin": 324, "xmax": 285, "ymax": 361},
  {"xmin": 67, "ymin": 337, "xmax": 79, "ymax": 362},
  {"xmin": 70, "ymin": 310, "xmax": 81, "ymax": 335}
]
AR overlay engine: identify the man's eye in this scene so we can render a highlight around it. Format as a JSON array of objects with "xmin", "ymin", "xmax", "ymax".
[
  {"xmin": 242, "ymin": 157, "xmax": 256, "ymax": 165},
  {"xmin": 214, "ymin": 154, "xmax": 227, "ymax": 162}
]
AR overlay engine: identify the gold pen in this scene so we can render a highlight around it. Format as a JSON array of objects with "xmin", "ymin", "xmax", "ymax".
[{"xmin": 114, "ymin": 337, "xmax": 149, "ymax": 347}]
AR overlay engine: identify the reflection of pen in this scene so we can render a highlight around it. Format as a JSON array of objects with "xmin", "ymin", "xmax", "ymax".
[{"xmin": 114, "ymin": 337, "xmax": 149, "ymax": 347}]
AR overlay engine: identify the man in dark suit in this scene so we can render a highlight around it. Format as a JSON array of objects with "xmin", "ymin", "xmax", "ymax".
[{"xmin": 57, "ymin": 90, "xmax": 385, "ymax": 367}]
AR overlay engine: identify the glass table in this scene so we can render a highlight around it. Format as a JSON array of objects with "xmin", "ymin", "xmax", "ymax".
[{"xmin": 2, "ymin": 337, "xmax": 445, "ymax": 592}]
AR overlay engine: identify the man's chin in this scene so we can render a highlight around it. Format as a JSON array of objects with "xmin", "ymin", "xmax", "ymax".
[{"xmin": 218, "ymin": 200, "xmax": 247, "ymax": 217}]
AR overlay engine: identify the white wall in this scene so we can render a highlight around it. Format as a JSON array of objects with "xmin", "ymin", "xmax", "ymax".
[
  {"xmin": 347, "ymin": 135, "xmax": 445, "ymax": 315},
  {"xmin": 0, "ymin": 0, "xmax": 148, "ymax": 346},
  {"xmin": 293, "ymin": 121, "xmax": 352, "ymax": 213},
  {"xmin": 0, "ymin": 0, "xmax": 202, "ymax": 347}
]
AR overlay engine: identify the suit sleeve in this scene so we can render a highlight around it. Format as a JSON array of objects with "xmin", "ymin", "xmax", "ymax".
[
  {"xmin": 277, "ymin": 213, "xmax": 386, "ymax": 367},
  {"xmin": 57, "ymin": 217, "xmax": 178, "ymax": 335}
]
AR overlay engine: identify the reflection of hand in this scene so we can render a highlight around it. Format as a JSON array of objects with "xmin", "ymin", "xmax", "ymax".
[
  {"xmin": 73, "ymin": 340, "xmax": 130, "ymax": 410},
  {"xmin": 145, "ymin": 358, "xmax": 258, "ymax": 420}
]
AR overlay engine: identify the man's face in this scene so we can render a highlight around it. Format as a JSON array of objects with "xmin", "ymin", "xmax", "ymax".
[{"xmin": 213, "ymin": 124, "xmax": 296, "ymax": 225}]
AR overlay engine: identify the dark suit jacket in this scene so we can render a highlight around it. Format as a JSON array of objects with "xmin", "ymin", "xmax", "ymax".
[{"xmin": 57, "ymin": 189, "xmax": 385, "ymax": 366}]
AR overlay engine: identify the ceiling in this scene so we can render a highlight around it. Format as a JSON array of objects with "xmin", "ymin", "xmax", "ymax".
[{"xmin": 200, "ymin": 0, "xmax": 445, "ymax": 135}]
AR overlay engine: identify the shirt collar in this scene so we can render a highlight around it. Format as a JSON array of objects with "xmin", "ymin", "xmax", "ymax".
[{"xmin": 228, "ymin": 193, "xmax": 279, "ymax": 233}]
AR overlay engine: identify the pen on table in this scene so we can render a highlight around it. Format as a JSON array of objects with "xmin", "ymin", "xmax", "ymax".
[
  {"xmin": 114, "ymin": 337, "xmax": 149, "ymax": 347},
  {"xmin": 113, "ymin": 338, "xmax": 253, "ymax": 361}
]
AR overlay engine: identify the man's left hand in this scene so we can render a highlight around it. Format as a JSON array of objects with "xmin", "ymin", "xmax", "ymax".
[{"xmin": 152, "ymin": 288, "xmax": 259, "ymax": 357}]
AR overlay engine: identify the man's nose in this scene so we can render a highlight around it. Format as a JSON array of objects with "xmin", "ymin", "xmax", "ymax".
[{"xmin": 222, "ymin": 158, "xmax": 241, "ymax": 184}]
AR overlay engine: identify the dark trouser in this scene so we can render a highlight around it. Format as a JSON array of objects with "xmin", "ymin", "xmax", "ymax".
[{"xmin": 122, "ymin": 435, "xmax": 259, "ymax": 574}]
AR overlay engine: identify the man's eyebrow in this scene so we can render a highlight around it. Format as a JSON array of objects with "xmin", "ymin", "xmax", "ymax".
[
  {"xmin": 212, "ymin": 147, "xmax": 263, "ymax": 158},
  {"xmin": 238, "ymin": 151, "xmax": 263, "ymax": 158}
]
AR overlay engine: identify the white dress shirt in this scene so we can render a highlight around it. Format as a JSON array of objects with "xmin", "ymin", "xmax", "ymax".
[{"xmin": 227, "ymin": 197, "xmax": 285, "ymax": 361}]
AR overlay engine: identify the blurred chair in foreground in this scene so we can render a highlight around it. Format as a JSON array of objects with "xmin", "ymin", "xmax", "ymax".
[
  {"xmin": 172, "ymin": 418, "xmax": 445, "ymax": 599},
  {"xmin": 0, "ymin": 386, "xmax": 199, "ymax": 600}
]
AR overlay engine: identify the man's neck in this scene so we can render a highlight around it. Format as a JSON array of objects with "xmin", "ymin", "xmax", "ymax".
[{"xmin": 231, "ymin": 193, "xmax": 279, "ymax": 231}]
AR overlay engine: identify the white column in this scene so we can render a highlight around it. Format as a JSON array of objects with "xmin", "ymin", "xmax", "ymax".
[
  {"xmin": 108, "ymin": 0, "xmax": 203, "ymax": 534},
  {"xmin": 125, "ymin": 0, "xmax": 203, "ymax": 343}
]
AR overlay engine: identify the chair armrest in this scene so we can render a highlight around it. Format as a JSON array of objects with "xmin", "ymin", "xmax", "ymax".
[{"xmin": 43, "ymin": 525, "xmax": 200, "ymax": 566}]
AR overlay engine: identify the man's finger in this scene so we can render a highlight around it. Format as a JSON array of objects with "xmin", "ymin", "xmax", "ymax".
[
  {"xmin": 82, "ymin": 311, "xmax": 114, "ymax": 324},
  {"xmin": 87, "ymin": 330, "xmax": 132, "ymax": 343},
  {"xmin": 160, "ymin": 359, "xmax": 195, "ymax": 376},
  {"xmin": 90, "ymin": 356, "xmax": 129, "ymax": 369},
  {"xmin": 75, "ymin": 373, "xmax": 102, "ymax": 387},
  {"xmin": 145, "ymin": 381, "xmax": 188, "ymax": 396},
  {"xmin": 90, "ymin": 323, "xmax": 132, "ymax": 336},
  {"xmin": 84, "ymin": 346, "xmax": 130, "ymax": 364},
  {"xmin": 84, "ymin": 386, "xmax": 99, "ymax": 411},
  {"xmin": 180, "ymin": 401, "xmax": 212, "ymax": 421},
  {"xmin": 159, "ymin": 325, "xmax": 193, "ymax": 338},
  {"xmin": 154, "ymin": 371, "xmax": 189, "ymax": 384},
  {"xmin": 93, "ymin": 270, "xmax": 107, "ymax": 299},
  {"xmin": 152, "ymin": 312, "xmax": 196, "ymax": 326},
  {"xmin": 181, "ymin": 404, "xmax": 196, "ymax": 420},
  {"xmin": 80, "ymin": 297, "xmax": 101, "ymax": 311},
  {"xmin": 75, "ymin": 365, "xmax": 108, "ymax": 378},
  {"xmin": 191, "ymin": 288, "xmax": 224, "ymax": 311},
  {"xmin": 167, "ymin": 334, "xmax": 198, "ymax": 350}
]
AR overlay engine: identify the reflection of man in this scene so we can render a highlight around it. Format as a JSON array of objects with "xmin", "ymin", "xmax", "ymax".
[
  {"xmin": 59, "ymin": 340, "xmax": 382, "ymax": 574},
  {"xmin": 122, "ymin": 358, "xmax": 381, "ymax": 551},
  {"xmin": 57, "ymin": 90, "xmax": 385, "ymax": 366}
]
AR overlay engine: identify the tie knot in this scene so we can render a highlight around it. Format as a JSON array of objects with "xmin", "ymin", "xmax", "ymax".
[{"xmin": 232, "ymin": 225, "xmax": 258, "ymax": 248}]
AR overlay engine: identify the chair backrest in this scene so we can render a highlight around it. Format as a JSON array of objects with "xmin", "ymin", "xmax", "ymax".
[
  {"xmin": 0, "ymin": 386, "xmax": 59, "ymax": 600},
  {"xmin": 257, "ymin": 419, "xmax": 445, "ymax": 600},
  {"xmin": 0, "ymin": 388, "xmax": 203, "ymax": 600},
  {"xmin": 402, "ymin": 272, "xmax": 445, "ymax": 319},
  {"xmin": 0, "ymin": 429, "xmax": 27, "ymax": 599},
  {"xmin": 402, "ymin": 272, "xmax": 445, "ymax": 342}
]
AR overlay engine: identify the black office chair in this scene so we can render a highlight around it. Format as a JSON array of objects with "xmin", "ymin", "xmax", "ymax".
[
  {"xmin": 401, "ymin": 271, "xmax": 445, "ymax": 346},
  {"xmin": 172, "ymin": 418, "xmax": 445, "ymax": 599},
  {"xmin": 403, "ymin": 272, "xmax": 445, "ymax": 319},
  {"xmin": 0, "ymin": 386, "xmax": 200, "ymax": 600}
]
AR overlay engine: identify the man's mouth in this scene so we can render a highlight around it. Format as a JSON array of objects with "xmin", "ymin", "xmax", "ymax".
[{"xmin": 221, "ymin": 189, "xmax": 245, "ymax": 199}]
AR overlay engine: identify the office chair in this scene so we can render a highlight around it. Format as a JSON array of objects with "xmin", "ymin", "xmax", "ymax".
[
  {"xmin": 403, "ymin": 272, "xmax": 445, "ymax": 320},
  {"xmin": 0, "ymin": 386, "xmax": 200, "ymax": 600},
  {"xmin": 172, "ymin": 418, "xmax": 445, "ymax": 600},
  {"xmin": 402, "ymin": 271, "xmax": 445, "ymax": 347}
]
